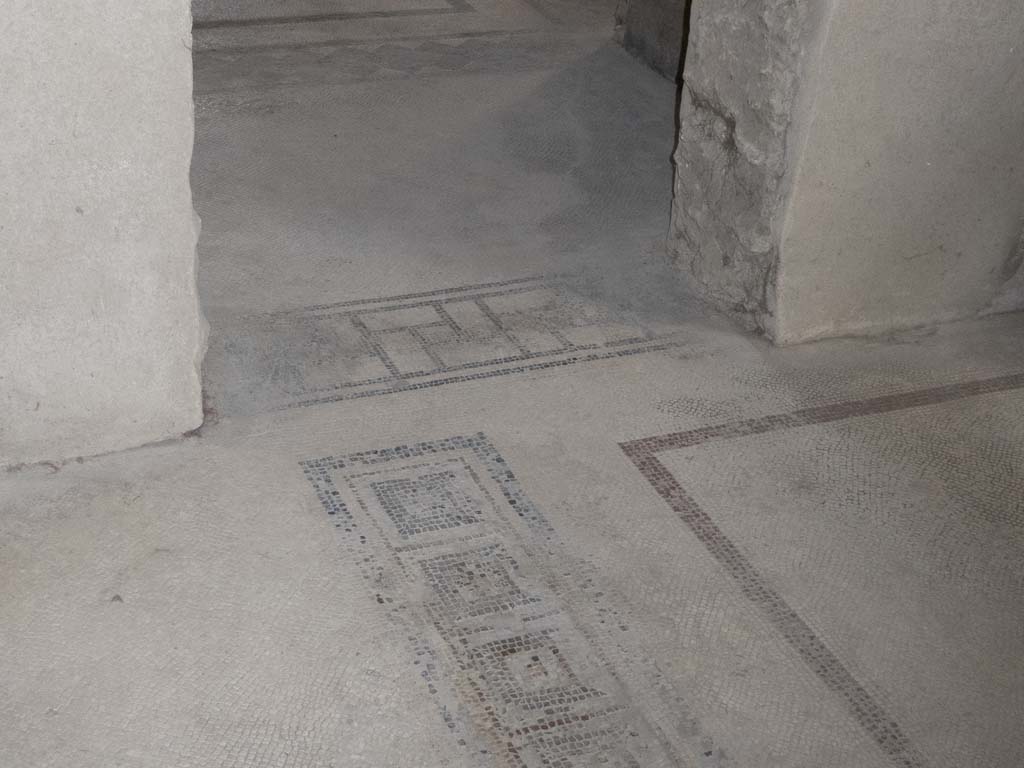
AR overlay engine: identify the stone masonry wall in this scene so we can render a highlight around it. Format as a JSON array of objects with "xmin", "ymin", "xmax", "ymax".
[
  {"xmin": 671, "ymin": 0, "xmax": 1024, "ymax": 342},
  {"xmin": 668, "ymin": 0, "xmax": 829, "ymax": 333}
]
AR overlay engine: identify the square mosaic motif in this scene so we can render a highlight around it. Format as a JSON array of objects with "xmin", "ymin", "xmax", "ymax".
[
  {"xmin": 301, "ymin": 434, "xmax": 683, "ymax": 767},
  {"xmin": 467, "ymin": 630, "xmax": 606, "ymax": 717},
  {"xmin": 517, "ymin": 719, "xmax": 644, "ymax": 768},
  {"xmin": 372, "ymin": 467, "xmax": 484, "ymax": 539},
  {"xmin": 420, "ymin": 543, "xmax": 540, "ymax": 619}
]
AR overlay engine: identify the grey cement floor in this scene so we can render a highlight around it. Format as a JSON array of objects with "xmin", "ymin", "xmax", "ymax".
[{"xmin": 3, "ymin": 1, "xmax": 1024, "ymax": 766}]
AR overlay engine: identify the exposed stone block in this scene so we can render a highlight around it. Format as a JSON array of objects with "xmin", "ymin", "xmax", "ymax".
[{"xmin": 670, "ymin": 0, "xmax": 823, "ymax": 332}]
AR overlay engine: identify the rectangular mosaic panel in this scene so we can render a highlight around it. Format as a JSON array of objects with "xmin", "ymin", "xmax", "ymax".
[
  {"xmin": 220, "ymin": 276, "xmax": 690, "ymax": 413},
  {"xmin": 193, "ymin": 0, "xmax": 547, "ymax": 52},
  {"xmin": 193, "ymin": 0, "xmax": 458, "ymax": 27},
  {"xmin": 302, "ymin": 434, "xmax": 685, "ymax": 767}
]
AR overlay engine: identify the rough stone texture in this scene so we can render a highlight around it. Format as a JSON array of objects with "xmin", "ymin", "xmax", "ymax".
[
  {"xmin": 671, "ymin": 0, "xmax": 1024, "ymax": 343},
  {"xmin": 0, "ymin": 1, "xmax": 206, "ymax": 465},
  {"xmin": 668, "ymin": 0, "xmax": 829, "ymax": 333},
  {"xmin": 615, "ymin": 0, "xmax": 690, "ymax": 80},
  {"xmin": 775, "ymin": 0, "xmax": 1024, "ymax": 343}
]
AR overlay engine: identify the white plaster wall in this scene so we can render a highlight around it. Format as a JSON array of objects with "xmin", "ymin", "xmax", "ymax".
[
  {"xmin": 0, "ymin": 1, "xmax": 206, "ymax": 465},
  {"xmin": 775, "ymin": 0, "xmax": 1024, "ymax": 343}
]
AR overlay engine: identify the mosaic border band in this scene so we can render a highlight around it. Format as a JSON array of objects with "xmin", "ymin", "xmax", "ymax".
[
  {"xmin": 302, "ymin": 433, "xmax": 687, "ymax": 766},
  {"xmin": 195, "ymin": 0, "xmax": 474, "ymax": 30},
  {"xmin": 230, "ymin": 275, "xmax": 693, "ymax": 410},
  {"xmin": 620, "ymin": 371, "xmax": 1024, "ymax": 768}
]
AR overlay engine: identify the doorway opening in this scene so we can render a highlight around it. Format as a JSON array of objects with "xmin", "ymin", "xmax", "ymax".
[{"xmin": 190, "ymin": 0, "xmax": 705, "ymax": 419}]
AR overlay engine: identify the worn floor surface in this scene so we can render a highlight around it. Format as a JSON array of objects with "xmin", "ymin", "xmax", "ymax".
[{"xmin": 3, "ymin": 1, "xmax": 1023, "ymax": 767}]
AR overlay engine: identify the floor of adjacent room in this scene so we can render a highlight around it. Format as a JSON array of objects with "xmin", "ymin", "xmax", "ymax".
[{"xmin": 2, "ymin": 1, "xmax": 1022, "ymax": 766}]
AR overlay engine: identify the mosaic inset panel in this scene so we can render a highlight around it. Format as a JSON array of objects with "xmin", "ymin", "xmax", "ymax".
[
  {"xmin": 224, "ymin": 277, "xmax": 689, "ymax": 413},
  {"xmin": 301, "ymin": 434, "xmax": 684, "ymax": 767}
]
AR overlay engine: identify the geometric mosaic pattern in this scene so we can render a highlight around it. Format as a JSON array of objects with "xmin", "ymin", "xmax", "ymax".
[
  {"xmin": 195, "ymin": 0, "xmax": 469, "ymax": 29},
  {"xmin": 301, "ymin": 434, "xmax": 685, "ymax": 767},
  {"xmin": 193, "ymin": 0, "xmax": 546, "ymax": 52},
  {"xmin": 621, "ymin": 371, "xmax": 1024, "ymax": 768},
  {"xmin": 372, "ymin": 468, "xmax": 485, "ymax": 539},
  {"xmin": 419, "ymin": 544, "xmax": 543, "ymax": 619},
  {"xmin": 221, "ymin": 276, "xmax": 690, "ymax": 413}
]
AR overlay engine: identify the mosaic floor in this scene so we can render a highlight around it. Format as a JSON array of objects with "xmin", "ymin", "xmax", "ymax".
[
  {"xmin": 2, "ymin": 2, "xmax": 1023, "ymax": 767},
  {"xmin": 204, "ymin": 275, "xmax": 697, "ymax": 414}
]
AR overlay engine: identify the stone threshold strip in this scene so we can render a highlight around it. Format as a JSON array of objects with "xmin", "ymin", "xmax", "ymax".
[
  {"xmin": 271, "ymin": 275, "xmax": 691, "ymax": 409},
  {"xmin": 620, "ymin": 371, "xmax": 1024, "ymax": 768},
  {"xmin": 301, "ymin": 434, "xmax": 687, "ymax": 766}
]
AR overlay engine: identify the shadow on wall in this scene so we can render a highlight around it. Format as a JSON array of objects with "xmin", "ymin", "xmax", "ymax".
[
  {"xmin": 990, "ymin": 225, "xmax": 1024, "ymax": 313},
  {"xmin": 615, "ymin": 0, "xmax": 693, "ymax": 83}
]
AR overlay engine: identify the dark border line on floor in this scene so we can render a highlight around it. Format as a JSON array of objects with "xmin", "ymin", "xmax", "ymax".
[
  {"xmin": 284, "ymin": 339, "xmax": 687, "ymax": 409},
  {"xmin": 293, "ymin": 334, "xmax": 670, "ymax": 398},
  {"xmin": 621, "ymin": 370, "xmax": 1024, "ymax": 768},
  {"xmin": 192, "ymin": 27, "xmax": 531, "ymax": 57},
  {"xmin": 267, "ymin": 274, "xmax": 557, "ymax": 316},
  {"xmin": 194, "ymin": 3, "xmax": 469, "ymax": 31}
]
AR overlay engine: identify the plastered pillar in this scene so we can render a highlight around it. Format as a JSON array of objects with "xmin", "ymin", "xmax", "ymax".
[
  {"xmin": 1, "ymin": 1, "xmax": 206, "ymax": 464},
  {"xmin": 671, "ymin": 0, "xmax": 1024, "ymax": 343}
]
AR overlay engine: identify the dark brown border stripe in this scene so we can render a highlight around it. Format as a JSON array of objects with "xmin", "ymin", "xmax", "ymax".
[
  {"xmin": 629, "ymin": 452, "xmax": 928, "ymax": 767},
  {"xmin": 622, "ymin": 372, "xmax": 1024, "ymax": 458},
  {"xmin": 621, "ymin": 371, "xmax": 1024, "ymax": 768}
]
